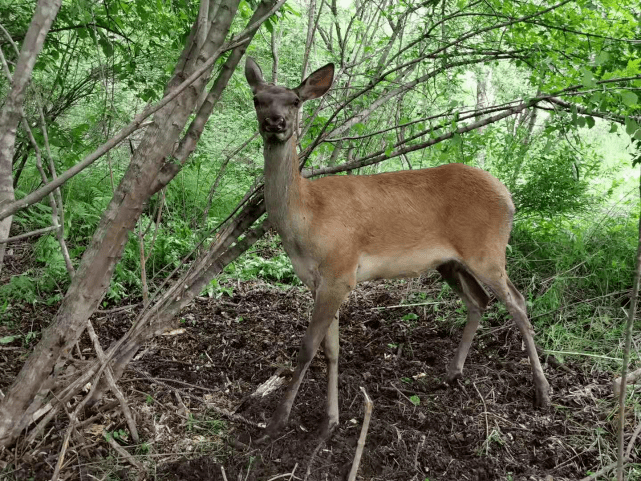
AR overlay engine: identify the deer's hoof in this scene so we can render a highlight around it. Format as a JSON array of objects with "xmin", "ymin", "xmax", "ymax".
[
  {"xmin": 254, "ymin": 433, "xmax": 273, "ymax": 445},
  {"xmin": 319, "ymin": 419, "xmax": 338, "ymax": 439},
  {"xmin": 534, "ymin": 389, "xmax": 551, "ymax": 409},
  {"xmin": 445, "ymin": 370, "xmax": 463, "ymax": 384},
  {"xmin": 254, "ymin": 417, "xmax": 287, "ymax": 445}
]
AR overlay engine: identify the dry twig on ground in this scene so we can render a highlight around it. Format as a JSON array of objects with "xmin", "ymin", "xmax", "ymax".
[{"xmin": 348, "ymin": 387, "xmax": 374, "ymax": 481}]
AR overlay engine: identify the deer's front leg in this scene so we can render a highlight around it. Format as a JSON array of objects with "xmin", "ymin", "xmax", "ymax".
[
  {"xmin": 322, "ymin": 312, "xmax": 340, "ymax": 437},
  {"xmin": 259, "ymin": 280, "xmax": 349, "ymax": 442}
]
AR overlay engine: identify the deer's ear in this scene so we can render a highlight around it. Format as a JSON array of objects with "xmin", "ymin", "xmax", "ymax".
[
  {"xmin": 296, "ymin": 63, "xmax": 334, "ymax": 101},
  {"xmin": 245, "ymin": 57, "xmax": 265, "ymax": 93}
]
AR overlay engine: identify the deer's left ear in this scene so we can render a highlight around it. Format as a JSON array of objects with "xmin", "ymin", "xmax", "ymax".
[{"xmin": 295, "ymin": 63, "xmax": 334, "ymax": 101}]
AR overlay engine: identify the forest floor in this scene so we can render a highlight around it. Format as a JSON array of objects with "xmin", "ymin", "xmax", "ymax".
[{"xmin": 0, "ymin": 275, "xmax": 623, "ymax": 481}]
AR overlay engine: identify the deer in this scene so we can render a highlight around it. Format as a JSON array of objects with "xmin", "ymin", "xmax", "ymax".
[{"xmin": 244, "ymin": 57, "xmax": 550, "ymax": 441}]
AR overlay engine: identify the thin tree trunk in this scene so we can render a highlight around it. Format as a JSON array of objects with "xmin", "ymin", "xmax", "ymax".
[
  {"xmin": 475, "ymin": 66, "xmax": 490, "ymax": 167},
  {"xmin": 508, "ymin": 90, "xmax": 539, "ymax": 191},
  {"xmin": 271, "ymin": 24, "xmax": 281, "ymax": 83},
  {"xmin": 616, "ymin": 162, "xmax": 641, "ymax": 480},
  {"xmin": 0, "ymin": 0, "xmax": 61, "ymax": 276},
  {"xmin": 299, "ymin": 0, "xmax": 320, "ymax": 134},
  {"xmin": 12, "ymin": 148, "xmax": 29, "ymax": 188},
  {"xmin": 301, "ymin": 0, "xmax": 317, "ymax": 80}
]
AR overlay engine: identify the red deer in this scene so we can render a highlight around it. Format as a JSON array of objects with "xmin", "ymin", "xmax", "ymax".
[{"xmin": 245, "ymin": 57, "xmax": 550, "ymax": 440}]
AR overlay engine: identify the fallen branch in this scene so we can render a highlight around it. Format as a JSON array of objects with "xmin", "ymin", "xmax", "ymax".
[
  {"xmin": 266, "ymin": 464, "xmax": 298, "ymax": 481},
  {"xmin": 303, "ymin": 440, "xmax": 327, "ymax": 481},
  {"xmin": 50, "ymin": 410, "xmax": 73, "ymax": 481},
  {"xmin": 372, "ymin": 301, "xmax": 440, "ymax": 310},
  {"xmin": 348, "ymin": 387, "xmax": 374, "ymax": 481},
  {"xmin": 105, "ymin": 434, "xmax": 145, "ymax": 475},
  {"xmin": 626, "ymin": 418, "xmax": 641, "ymax": 459},
  {"xmin": 580, "ymin": 458, "xmax": 629, "ymax": 481},
  {"xmin": 86, "ymin": 320, "xmax": 139, "ymax": 443},
  {"xmin": 473, "ymin": 382, "xmax": 490, "ymax": 455},
  {"xmin": 0, "ymin": 225, "xmax": 58, "ymax": 244},
  {"xmin": 543, "ymin": 350, "xmax": 622, "ymax": 362},
  {"xmin": 220, "ymin": 465, "xmax": 229, "ymax": 481}
]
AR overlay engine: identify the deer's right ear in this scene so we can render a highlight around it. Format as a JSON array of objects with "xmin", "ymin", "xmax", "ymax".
[{"xmin": 245, "ymin": 57, "xmax": 265, "ymax": 93}]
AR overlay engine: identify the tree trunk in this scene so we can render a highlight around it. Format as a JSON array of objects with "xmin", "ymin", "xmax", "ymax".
[
  {"xmin": 475, "ymin": 66, "xmax": 490, "ymax": 167},
  {"xmin": 0, "ymin": 0, "xmax": 241, "ymax": 447},
  {"xmin": 0, "ymin": 0, "xmax": 61, "ymax": 275}
]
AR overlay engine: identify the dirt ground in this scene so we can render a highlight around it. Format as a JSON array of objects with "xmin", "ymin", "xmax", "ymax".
[{"xmin": 0, "ymin": 276, "xmax": 621, "ymax": 481}]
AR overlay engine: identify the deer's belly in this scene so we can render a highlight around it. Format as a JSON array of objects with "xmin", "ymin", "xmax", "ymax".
[{"xmin": 356, "ymin": 247, "xmax": 454, "ymax": 282}]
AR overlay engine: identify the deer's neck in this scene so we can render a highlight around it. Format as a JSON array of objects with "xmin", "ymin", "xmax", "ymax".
[{"xmin": 263, "ymin": 135, "xmax": 308, "ymax": 236}]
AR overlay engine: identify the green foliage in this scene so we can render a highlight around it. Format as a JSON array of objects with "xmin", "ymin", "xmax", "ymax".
[
  {"xmin": 509, "ymin": 210, "xmax": 639, "ymax": 365},
  {"xmin": 511, "ymin": 143, "xmax": 601, "ymax": 217},
  {"xmin": 224, "ymin": 235, "xmax": 301, "ymax": 286},
  {"xmin": 227, "ymin": 250, "xmax": 298, "ymax": 284},
  {"xmin": 0, "ymin": 274, "xmax": 38, "ymax": 306}
]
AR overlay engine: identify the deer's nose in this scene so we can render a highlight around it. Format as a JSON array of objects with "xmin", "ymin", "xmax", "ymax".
[{"xmin": 264, "ymin": 116, "xmax": 286, "ymax": 132}]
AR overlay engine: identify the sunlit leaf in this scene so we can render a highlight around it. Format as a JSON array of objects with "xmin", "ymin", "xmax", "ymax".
[{"xmin": 621, "ymin": 91, "xmax": 638, "ymax": 107}]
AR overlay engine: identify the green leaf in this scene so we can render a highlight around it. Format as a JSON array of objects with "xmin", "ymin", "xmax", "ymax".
[
  {"xmin": 576, "ymin": 116, "xmax": 586, "ymax": 128},
  {"xmin": 409, "ymin": 395, "xmax": 421, "ymax": 406},
  {"xmin": 594, "ymin": 51, "xmax": 609, "ymax": 66},
  {"xmin": 264, "ymin": 17, "xmax": 274, "ymax": 33},
  {"xmin": 589, "ymin": 92, "xmax": 602, "ymax": 104},
  {"xmin": 0, "ymin": 335, "xmax": 20, "ymax": 344},
  {"xmin": 621, "ymin": 91, "xmax": 638, "ymax": 107},
  {"xmin": 98, "ymin": 35, "xmax": 113, "ymax": 58},
  {"xmin": 385, "ymin": 147, "xmax": 393, "ymax": 157},
  {"xmin": 585, "ymin": 116, "xmax": 595, "ymax": 128},
  {"xmin": 609, "ymin": 123, "xmax": 618, "ymax": 133},
  {"xmin": 580, "ymin": 68, "xmax": 596, "ymax": 88},
  {"xmin": 625, "ymin": 117, "xmax": 639, "ymax": 136}
]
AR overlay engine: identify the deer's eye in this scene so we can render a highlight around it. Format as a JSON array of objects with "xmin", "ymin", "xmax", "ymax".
[{"xmin": 293, "ymin": 98, "xmax": 300, "ymax": 107}]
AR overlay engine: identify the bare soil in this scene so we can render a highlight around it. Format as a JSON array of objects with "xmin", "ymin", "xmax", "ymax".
[{"xmin": 0, "ymin": 277, "xmax": 618, "ymax": 480}]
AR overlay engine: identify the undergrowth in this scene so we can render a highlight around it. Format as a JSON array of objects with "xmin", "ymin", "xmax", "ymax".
[{"xmin": 509, "ymin": 209, "xmax": 639, "ymax": 370}]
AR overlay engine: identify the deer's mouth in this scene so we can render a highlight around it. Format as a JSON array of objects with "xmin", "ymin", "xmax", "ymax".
[
  {"xmin": 262, "ymin": 126, "xmax": 290, "ymax": 141},
  {"xmin": 264, "ymin": 125, "xmax": 286, "ymax": 134}
]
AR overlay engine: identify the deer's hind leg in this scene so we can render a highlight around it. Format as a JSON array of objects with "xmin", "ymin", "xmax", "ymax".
[
  {"xmin": 465, "ymin": 260, "xmax": 550, "ymax": 408},
  {"xmin": 437, "ymin": 261, "xmax": 491, "ymax": 382}
]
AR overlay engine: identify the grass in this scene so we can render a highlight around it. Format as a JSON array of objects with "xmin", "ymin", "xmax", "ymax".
[{"xmin": 506, "ymin": 209, "xmax": 639, "ymax": 373}]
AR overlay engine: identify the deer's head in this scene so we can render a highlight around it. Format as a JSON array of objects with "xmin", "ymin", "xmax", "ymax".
[{"xmin": 245, "ymin": 57, "xmax": 334, "ymax": 143}]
